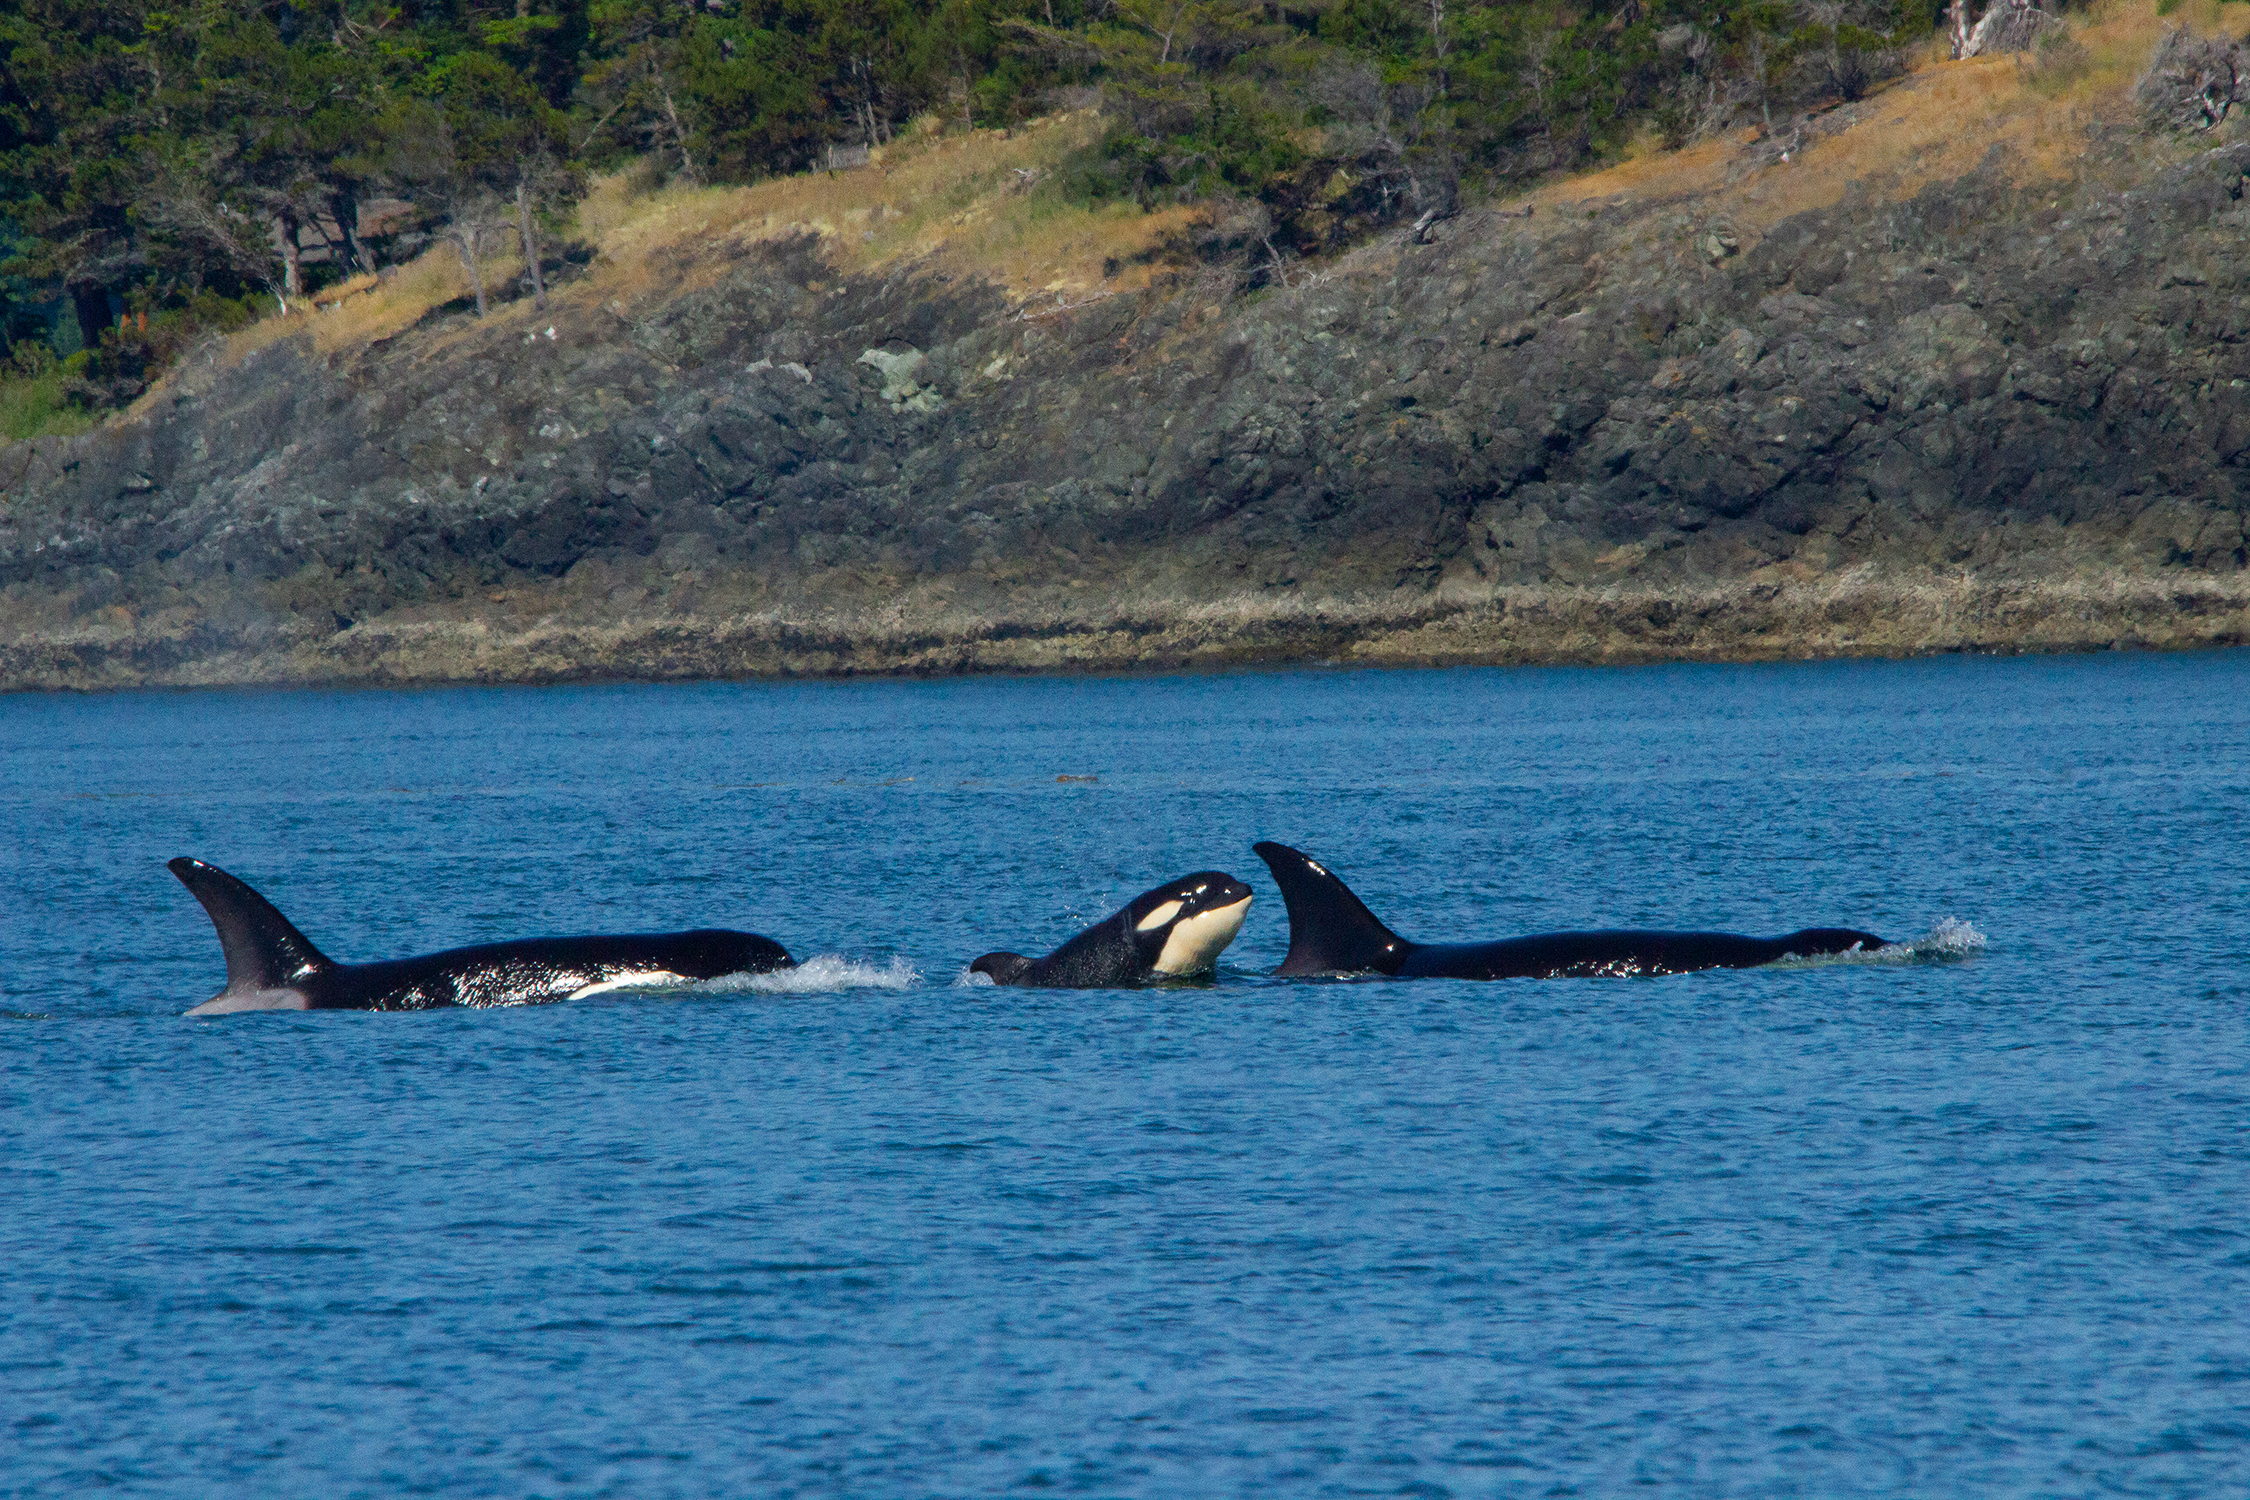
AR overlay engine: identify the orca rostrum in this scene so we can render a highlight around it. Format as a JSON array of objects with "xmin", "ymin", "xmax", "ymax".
[
  {"xmin": 971, "ymin": 870, "xmax": 1254, "ymax": 987},
  {"xmin": 1252, "ymin": 842, "xmax": 1888, "ymax": 980},
  {"xmin": 170, "ymin": 857, "xmax": 794, "ymax": 1015}
]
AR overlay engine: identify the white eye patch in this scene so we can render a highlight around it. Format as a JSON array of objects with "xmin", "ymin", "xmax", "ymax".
[{"xmin": 1135, "ymin": 899, "xmax": 1184, "ymax": 932}]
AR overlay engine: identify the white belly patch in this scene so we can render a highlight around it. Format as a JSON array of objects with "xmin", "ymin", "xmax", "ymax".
[
  {"xmin": 1152, "ymin": 896, "xmax": 1253, "ymax": 975},
  {"xmin": 567, "ymin": 970, "xmax": 690, "ymax": 1000},
  {"xmin": 186, "ymin": 988, "xmax": 313, "ymax": 1017}
]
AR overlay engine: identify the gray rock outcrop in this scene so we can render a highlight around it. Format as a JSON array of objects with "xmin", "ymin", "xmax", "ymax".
[{"xmin": 3, "ymin": 127, "xmax": 2248, "ymax": 688}]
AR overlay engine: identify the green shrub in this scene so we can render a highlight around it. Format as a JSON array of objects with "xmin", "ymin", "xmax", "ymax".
[{"xmin": 0, "ymin": 364, "xmax": 98, "ymax": 442}]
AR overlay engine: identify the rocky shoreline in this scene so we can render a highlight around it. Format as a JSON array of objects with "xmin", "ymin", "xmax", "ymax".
[
  {"xmin": 7, "ymin": 572, "xmax": 2245, "ymax": 690},
  {"xmin": 5, "ymin": 104, "xmax": 2249, "ymax": 693}
]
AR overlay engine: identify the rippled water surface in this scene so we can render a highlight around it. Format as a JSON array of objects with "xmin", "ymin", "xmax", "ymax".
[{"xmin": 6, "ymin": 654, "xmax": 2250, "ymax": 1497}]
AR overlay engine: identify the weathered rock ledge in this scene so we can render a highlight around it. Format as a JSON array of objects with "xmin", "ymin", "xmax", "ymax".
[
  {"xmin": 5, "ymin": 123, "xmax": 2249, "ymax": 691},
  {"xmin": 8, "ymin": 573, "xmax": 2245, "ymax": 690}
]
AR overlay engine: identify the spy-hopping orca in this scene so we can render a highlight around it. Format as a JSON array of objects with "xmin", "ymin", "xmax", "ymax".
[
  {"xmin": 170, "ymin": 857, "xmax": 794, "ymax": 1015},
  {"xmin": 1252, "ymin": 842, "xmax": 1888, "ymax": 979},
  {"xmin": 971, "ymin": 871, "xmax": 1254, "ymax": 987}
]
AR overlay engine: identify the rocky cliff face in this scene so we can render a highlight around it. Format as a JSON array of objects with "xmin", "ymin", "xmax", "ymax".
[{"xmin": 5, "ymin": 122, "xmax": 2249, "ymax": 689}]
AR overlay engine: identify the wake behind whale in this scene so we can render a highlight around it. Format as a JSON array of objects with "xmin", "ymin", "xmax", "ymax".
[
  {"xmin": 1767, "ymin": 916, "xmax": 1987, "ymax": 966},
  {"xmin": 700, "ymin": 955, "xmax": 921, "ymax": 993}
]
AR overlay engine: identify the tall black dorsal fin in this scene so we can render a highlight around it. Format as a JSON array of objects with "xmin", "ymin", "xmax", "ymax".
[
  {"xmin": 1252, "ymin": 842, "xmax": 1409, "ymax": 976},
  {"xmin": 168, "ymin": 858, "xmax": 333, "ymax": 992}
]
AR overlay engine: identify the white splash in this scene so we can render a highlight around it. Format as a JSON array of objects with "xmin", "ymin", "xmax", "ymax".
[
  {"xmin": 1901, "ymin": 916, "xmax": 1987, "ymax": 958},
  {"xmin": 702, "ymin": 955, "xmax": 920, "ymax": 993},
  {"xmin": 1773, "ymin": 918, "xmax": 1987, "ymax": 967},
  {"xmin": 954, "ymin": 968, "xmax": 997, "ymax": 987}
]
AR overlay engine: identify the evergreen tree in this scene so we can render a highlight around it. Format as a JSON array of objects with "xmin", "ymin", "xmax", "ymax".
[
  {"xmin": 0, "ymin": 0, "xmax": 1936, "ymax": 416},
  {"xmin": 0, "ymin": 0, "xmax": 150, "ymax": 349}
]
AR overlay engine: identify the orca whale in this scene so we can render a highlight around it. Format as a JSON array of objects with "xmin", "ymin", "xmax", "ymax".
[
  {"xmin": 170, "ymin": 857, "xmax": 794, "ymax": 1015},
  {"xmin": 971, "ymin": 871, "xmax": 1254, "ymax": 987},
  {"xmin": 1252, "ymin": 842, "xmax": 1888, "ymax": 979}
]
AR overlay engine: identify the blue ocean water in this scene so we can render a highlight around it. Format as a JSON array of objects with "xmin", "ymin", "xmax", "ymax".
[{"xmin": 4, "ymin": 653, "xmax": 2248, "ymax": 1497}]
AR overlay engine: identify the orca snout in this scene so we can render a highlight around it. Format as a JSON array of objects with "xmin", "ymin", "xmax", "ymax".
[
  {"xmin": 1130, "ymin": 871, "xmax": 1250, "ymax": 933},
  {"xmin": 1174, "ymin": 872, "xmax": 1253, "ymax": 915}
]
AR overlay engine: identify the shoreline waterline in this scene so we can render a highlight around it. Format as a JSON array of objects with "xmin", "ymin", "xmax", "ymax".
[{"xmin": 6, "ymin": 569, "xmax": 2248, "ymax": 693}]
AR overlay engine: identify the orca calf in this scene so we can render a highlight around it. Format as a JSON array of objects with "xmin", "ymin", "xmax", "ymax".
[
  {"xmin": 1253, "ymin": 842, "xmax": 1887, "ymax": 979},
  {"xmin": 170, "ymin": 857, "xmax": 794, "ymax": 1015},
  {"xmin": 971, "ymin": 871, "xmax": 1254, "ymax": 987}
]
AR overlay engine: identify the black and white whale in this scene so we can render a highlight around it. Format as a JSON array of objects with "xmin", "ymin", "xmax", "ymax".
[
  {"xmin": 1253, "ymin": 842, "xmax": 1889, "ymax": 979},
  {"xmin": 170, "ymin": 857, "xmax": 794, "ymax": 1015},
  {"xmin": 970, "ymin": 871, "xmax": 1254, "ymax": 987}
]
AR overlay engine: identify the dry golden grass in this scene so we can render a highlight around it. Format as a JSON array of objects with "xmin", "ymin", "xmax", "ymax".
[
  {"xmin": 214, "ymin": 235, "xmax": 530, "ymax": 368},
  {"xmin": 2064, "ymin": 0, "xmax": 2250, "ymax": 96},
  {"xmin": 187, "ymin": 108, "xmax": 1199, "ymax": 388},
  {"xmin": 315, "ymin": 242, "xmax": 520, "ymax": 347},
  {"xmin": 578, "ymin": 109, "xmax": 1197, "ymax": 309},
  {"xmin": 1529, "ymin": 0, "xmax": 2250, "ymax": 239},
  {"xmin": 309, "ymin": 271, "xmax": 379, "ymax": 309},
  {"xmin": 175, "ymin": 0, "xmax": 2240, "ymax": 386}
]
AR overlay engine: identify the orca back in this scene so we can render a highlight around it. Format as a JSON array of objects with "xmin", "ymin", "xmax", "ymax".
[
  {"xmin": 1022, "ymin": 916, "xmax": 1142, "ymax": 986},
  {"xmin": 1774, "ymin": 928, "xmax": 1889, "ymax": 959},
  {"xmin": 978, "ymin": 911, "xmax": 1147, "ymax": 987},
  {"xmin": 1392, "ymin": 927, "xmax": 1893, "ymax": 978},
  {"xmin": 168, "ymin": 857, "xmax": 333, "ymax": 996},
  {"xmin": 1400, "ymin": 931, "xmax": 1783, "ymax": 979},
  {"xmin": 1252, "ymin": 842, "xmax": 1411, "ymax": 976},
  {"xmin": 969, "ymin": 952, "xmax": 1037, "ymax": 985}
]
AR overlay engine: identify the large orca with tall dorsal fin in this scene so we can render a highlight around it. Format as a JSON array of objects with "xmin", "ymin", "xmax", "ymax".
[
  {"xmin": 1252, "ymin": 842, "xmax": 1888, "ymax": 979},
  {"xmin": 169, "ymin": 857, "xmax": 794, "ymax": 1015},
  {"xmin": 971, "ymin": 871, "xmax": 1253, "ymax": 987}
]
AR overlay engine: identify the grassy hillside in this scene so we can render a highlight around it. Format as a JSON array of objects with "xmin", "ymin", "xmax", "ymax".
[
  {"xmin": 125, "ymin": 0, "xmax": 2227, "ymax": 389},
  {"xmin": 0, "ymin": 0, "xmax": 2196, "ymax": 425},
  {"xmin": 9, "ymin": 0, "xmax": 2250, "ymax": 693},
  {"xmin": 1532, "ymin": 0, "xmax": 2250, "ymax": 222},
  {"xmin": 200, "ymin": 109, "xmax": 1195, "ymax": 375}
]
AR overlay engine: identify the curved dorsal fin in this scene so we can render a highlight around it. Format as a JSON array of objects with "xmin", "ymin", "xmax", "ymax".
[
  {"xmin": 1252, "ymin": 842, "xmax": 1409, "ymax": 976},
  {"xmin": 168, "ymin": 858, "xmax": 332, "ymax": 992}
]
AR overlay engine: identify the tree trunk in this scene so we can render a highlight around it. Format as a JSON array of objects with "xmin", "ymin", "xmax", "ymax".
[
  {"xmin": 1948, "ymin": 0, "xmax": 1973, "ymax": 58},
  {"xmin": 452, "ymin": 224, "xmax": 487, "ymax": 317},
  {"xmin": 329, "ymin": 188, "xmax": 369, "ymax": 276},
  {"xmin": 1429, "ymin": 0, "xmax": 1448, "ymax": 95},
  {"xmin": 516, "ymin": 178, "xmax": 547, "ymax": 312},
  {"xmin": 649, "ymin": 55, "xmax": 701, "ymax": 184},
  {"xmin": 278, "ymin": 212, "xmax": 303, "ymax": 303},
  {"xmin": 1748, "ymin": 32, "xmax": 1773, "ymax": 126},
  {"xmin": 70, "ymin": 283, "xmax": 112, "ymax": 352}
]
